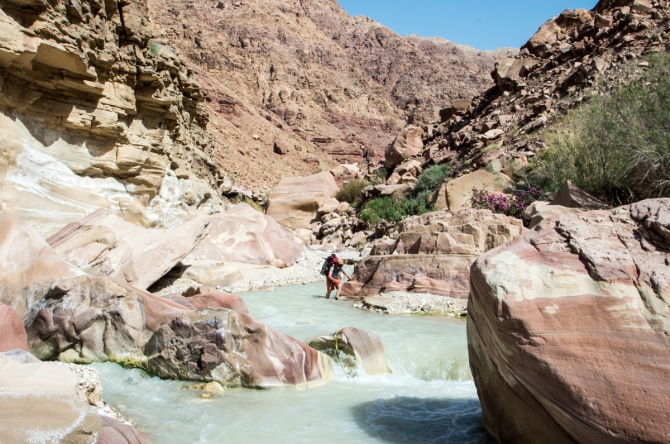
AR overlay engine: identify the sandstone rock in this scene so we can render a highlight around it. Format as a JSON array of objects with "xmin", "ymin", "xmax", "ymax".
[
  {"xmin": 528, "ymin": 202, "xmax": 581, "ymax": 229},
  {"xmin": 468, "ymin": 199, "xmax": 670, "ymax": 444},
  {"xmin": 445, "ymin": 170, "xmax": 509, "ymax": 212},
  {"xmin": 266, "ymin": 172, "xmax": 339, "ymax": 230},
  {"xmin": 309, "ymin": 327, "xmax": 390, "ymax": 375},
  {"xmin": 550, "ymin": 180, "xmax": 609, "ymax": 210},
  {"xmin": 0, "ymin": 353, "xmax": 151, "ymax": 444},
  {"xmin": 342, "ymin": 254, "xmax": 475, "ymax": 298},
  {"xmin": 0, "ymin": 215, "xmax": 84, "ymax": 316},
  {"xmin": 330, "ymin": 164, "xmax": 360, "ymax": 177},
  {"xmin": 47, "ymin": 208, "xmax": 210, "ymax": 290},
  {"xmin": 188, "ymin": 204, "xmax": 302, "ymax": 267},
  {"xmin": 385, "ymin": 126, "xmax": 424, "ymax": 169},
  {"xmin": 160, "ymin": 291, "xmax": 250, "ymax": 314},
  {"xmin": 439, "ymin": 99, "xmax": 472, "ymax": 122},
  {"xmin": 0, "ymin": 303, "xmax": 27, "ymax": 352},
  {"xmin": 273, "ymin": 140, "xmax": 289, "ymax": 155},
  {"xmin": 318, "ymin": 198, "xmax": 340, "ymax": 215}
]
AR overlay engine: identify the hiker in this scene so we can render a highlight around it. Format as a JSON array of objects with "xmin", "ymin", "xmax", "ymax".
[
  {"xmin": 326, "ymin": 258, "xmax": 350, "ymax": 300},
  {"xmin": 321, "ymin": 253, "xmax": 338, "ymax": 297}
]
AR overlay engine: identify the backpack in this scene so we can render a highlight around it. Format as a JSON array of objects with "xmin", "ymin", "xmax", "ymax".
[{"xmin": 320, "ymin": 254, "xmax": 338, "ymax": 276}]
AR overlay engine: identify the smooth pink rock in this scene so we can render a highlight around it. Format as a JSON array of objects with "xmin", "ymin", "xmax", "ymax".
[{"xmin": 0, "ymin": 303, "xmax": 27, "ymax": 352}]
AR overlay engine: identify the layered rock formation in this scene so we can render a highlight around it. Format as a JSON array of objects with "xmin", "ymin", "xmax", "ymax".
[
  {"xmin": 1, "ymin": 215, "xmax": 332, "ymax": 388},
  {"xmin": 468, "ymin": 198, "xmax": 670, "ymax": 444},
  {"xmin": 343, "ymin": 210, "xmax": 525, "ymax": 297},
  {"xmin": 145, "ymin": 0, "xmax": 514, "ymax": 189},
  {"xmin": 0, "ymin": 0, "xmax": 226, "ymax": 236}
]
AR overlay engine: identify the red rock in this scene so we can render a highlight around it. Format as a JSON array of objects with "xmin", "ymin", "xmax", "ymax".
[
  {"xmin": 273, "ymin": 140, "xmax": 289, "ymax": 155},
  {"xmin": 97, "ymin": 416, "xmax": 152, "ymax": 444},
  {"xmin": 468, "ymin": 199, "xmax": 670, "ymax": 444},
  {"xmin": 161, "ymin": 292, "xmax": 250, "ymax": 314},
  {"xmin": 0, "ymin": 303, "xmax": 27, "ymax": 352}
]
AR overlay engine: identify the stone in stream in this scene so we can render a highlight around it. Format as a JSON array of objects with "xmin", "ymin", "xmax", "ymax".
[
  {"xmin": 468, "ymin": 199, "xmax": 670, "ymax": 444},
  {"xmin": 309, "ymin": 327, "xmax": 389, "ymax": 375},
  {"xmin": 0, "ymin": 216, "xmax": 332, "ymax": 389},
  {"xmin": 0, "ymin": 353, "xmax": 151, "ymax": 444}
]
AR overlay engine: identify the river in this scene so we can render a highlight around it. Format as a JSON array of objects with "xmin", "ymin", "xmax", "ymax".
[{"xmin": 93, "ymin": 280, "xmax": 493, "ymax": 444}]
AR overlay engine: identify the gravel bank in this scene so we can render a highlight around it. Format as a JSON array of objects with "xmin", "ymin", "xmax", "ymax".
[{"xmin": 353, "ymin": 292, "xmax": 468, "ymax": 316}]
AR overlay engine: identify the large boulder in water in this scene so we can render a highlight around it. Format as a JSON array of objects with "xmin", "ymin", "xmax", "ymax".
[
  {"xmin": 0, "ymin": 303, "xmax": 27, "ymax": 352},
  {"xmin": 0, "ymin": 216, "xmax": 331, "ymax": 388},
  {"xmin": 468, "ymin": 199, "xmax": 670, "ymax": 444},
  {"xmin": 188, "ymin": 203, "xmax": 303, "ymax": 267},
  {"xmin": 46, "ymin": 208, "xmax": 210, "ymax": 290},
  {"xmin": 266, "ymin": 172, "xmax": 339, "ymax": 230},
  {"xmin": 310, "ymin": 327, "xmax": 390, "ymax": 375}
]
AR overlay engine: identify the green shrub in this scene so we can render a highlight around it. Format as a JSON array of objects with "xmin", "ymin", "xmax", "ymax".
[
  {"xmin": 358, "ymin": 190, "xmax": 435, "ymax": 224},
  {"xmin": 414, "ymin": 165, "xmax": 451, "ymax": 194},
  {"xmin": 335, "ymin": 179, "xmax": 370, "ymax": 203},
  {"xmin": 529, "ymin": 55, "xmax": 670, "ymax": 205}
]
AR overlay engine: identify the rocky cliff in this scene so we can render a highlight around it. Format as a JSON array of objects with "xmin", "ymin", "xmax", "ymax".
[
  {"xmin": 0, "ymin": 0, "xmax": 226, "ymax": 236},
  {"xmin": 409, "ymin": 0, "xmax": 670, "ymax": 181},
  {"xmin": 146, "ymin": 0, "xmax": 514, "ymax": 189}
]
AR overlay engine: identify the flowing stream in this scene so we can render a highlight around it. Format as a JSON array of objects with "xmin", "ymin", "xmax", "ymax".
[{"xmin": 93, "ymin": 279, "xmax": 493, "ymax": 444}]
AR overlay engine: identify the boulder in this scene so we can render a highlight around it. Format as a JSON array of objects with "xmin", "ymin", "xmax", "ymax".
[
  {"xmin": 385, "ymin": 125, "xmax": 424, "ymax": 169},
  {"xmin": 344, "ymin": 210, "xmax": 525, "ymax": 298},
  {"xmin": 550, "ymin": 180, "xmax": 608, "ymax": 210},
  {"xmin": 468, "ymin": 199, "xmax": 670, "ymax": 444},
  {"xmin": 341, "ymin": 254, "xmax": 475, "ymax": 298},
  {"xmin": 0, "ymin": 214, "xmax": 84, "ymax": 315},
  {"xmin": 445, "ymin": 170, "xmax": 509, "ymax": 212},
  {"xmin": 492, "ymin": 57, "xmax": 537, "ymax": 91},
  {"xmin": 273, "ymin": 140, "xmax": 289, "ymax": 155},
  {"xmin": 439, "ymin": 99, "xmax": 472, "ymax": 122},
  {"xmin": 0, "ymin": 303, "xmax": 27, "ymax": 352},
  {"xmin": 309, "ymin": 327, "xmax": 390, "ymax": 375},
  {"xmin": 266, "ymin": 172, "xmax": 339, "ymax": 230},
  {"xmin": 46, "ymin": 208, "xmax": 210, "ymax": 290},
  {"xmin": 0, "ymin": 353, "xmax": 151, "ymax": 444},
  {"xmin": 188, "ymin": 204, "xmax": 303, "ymax": 267},
  {"xmin": 0, "ymin": 218, "xmax": 330, "ymax": 388},
  {"xmin": 528, "ymin": 201, "xmax": 581, "ymax": 229},
  {"xmin": 160, "ymin": 291, "xmax": 250, "ymax": 314}
]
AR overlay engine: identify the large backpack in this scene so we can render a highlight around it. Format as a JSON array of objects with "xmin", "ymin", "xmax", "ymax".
[{"xmin": 320, "ymin": 254, "xmax": 338, "ymax": 276}]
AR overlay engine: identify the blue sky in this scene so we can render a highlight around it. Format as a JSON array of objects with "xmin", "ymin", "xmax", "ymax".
[{"xmin": 338, "ymin": 0, "xmax": 599, "ymax": 51}]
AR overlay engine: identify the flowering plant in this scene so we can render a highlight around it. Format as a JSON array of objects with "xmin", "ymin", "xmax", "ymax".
[{"xmin": 470, "ymin": 186, "xmax": 545, "ymax": 225}]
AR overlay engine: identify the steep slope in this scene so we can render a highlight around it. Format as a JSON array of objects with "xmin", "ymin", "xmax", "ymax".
[
  {"xmin": 146, "ymin": 0, "xmax": 514, "ymax": 189},
  {"xmin": 415, "ymin": 0, "xmax": 670, "ymax": 181}
]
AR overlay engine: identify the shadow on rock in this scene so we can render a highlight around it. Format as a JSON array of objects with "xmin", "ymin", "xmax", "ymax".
[{"xmin": 351, "ymin": 396, "xmax": 494, "ymax": 444}]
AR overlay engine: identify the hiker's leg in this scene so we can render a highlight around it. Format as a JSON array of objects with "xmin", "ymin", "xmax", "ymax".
[
  {"xmin": 335, "ymin": 281, "xmax": 343, "ymax": 300},
  {"xmin": 326, "ymin": 279, "xmax": 333, "ymax": 298}
]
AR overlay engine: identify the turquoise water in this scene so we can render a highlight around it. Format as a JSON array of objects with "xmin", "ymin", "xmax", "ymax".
[{"xmin": 94, "ymin": 281, "xmax": 492, "ymax": 444}]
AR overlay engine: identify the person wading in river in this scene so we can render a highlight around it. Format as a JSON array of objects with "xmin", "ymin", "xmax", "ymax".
[{"xmin": 326, "ymin": 259, "xmax": 350, "ymax": 300}]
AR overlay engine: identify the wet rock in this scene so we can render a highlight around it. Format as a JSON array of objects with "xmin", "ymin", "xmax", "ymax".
[
  {"xmin": 468, "ymin": 198, "xmax": 670, "ymax": 444},
  {"xmin": 309, "ymin": 327, "xmax": 389, "ymax": 375}
]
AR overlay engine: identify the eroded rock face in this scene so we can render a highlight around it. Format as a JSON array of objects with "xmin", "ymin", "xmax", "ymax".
[
  {"xmin": 188, "ymin": 204, "xmax": 303, "ymax": 268},
  {"xmin": 343, "ymin": 210, "xmax": 525, "ymax": 298},
  {"xmin": 385, "ymin": 125, "xmax": 424, "ymax": 169},
  {"xmin": 468, "ymin": 199, "xmax": 670, "ymax": 444},
  {"xmin": 46, "ymin": 208, "xmax": 210, "ymax": 290},
  {"xmin": 0, "ymin": 0, "xmax": 225, "ymax": 236},
  {"xmin": 266, "ymin": 172, "xmax": 339, "ymax": 230}
]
